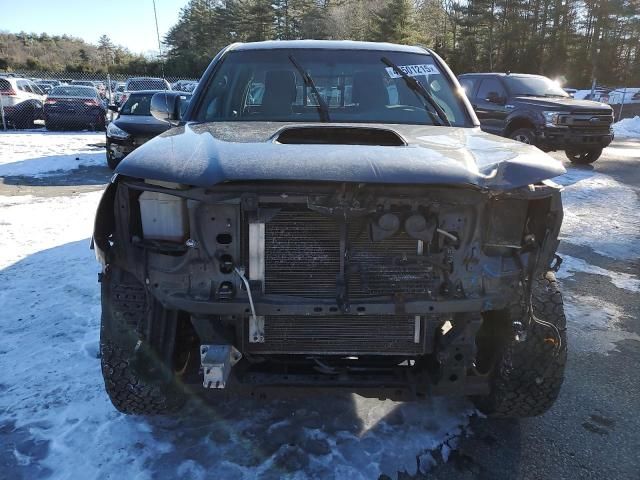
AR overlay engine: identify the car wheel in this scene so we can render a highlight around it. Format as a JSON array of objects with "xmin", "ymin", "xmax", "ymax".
[
  {"xmin": 472, "ymin": 271, "xmax": 567, "ymax": 418},
  {"xmin": 100, "ymin": 266, "xmax": 189, "ymax": 415},
  {"xmin": 508, "ymin": 128, "xmax": 536, "ymax": 145},
  {"xmin": 15, "ymin": 109, "xmax": 35, "ymax": 129},
  {"xmin": 565, "ymin": 149, "xmax": 602, "ymax": 164}
]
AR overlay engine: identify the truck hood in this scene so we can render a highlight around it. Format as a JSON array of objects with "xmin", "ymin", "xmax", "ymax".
[
  {"xmin": 512, "ymin": 96, "xmax": 612, "ymax": 111},
  {"xmin": 115, "ymin": 122, "xmax": 566, "ymax": 190}
]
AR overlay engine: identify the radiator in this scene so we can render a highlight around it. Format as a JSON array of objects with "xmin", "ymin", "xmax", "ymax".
[
  {"xmin": 263, "ymin": 210, "xmax": 439, "ymax": 299},
  {"xmin": 245, "ymin": 314, "xmax": 426, "ymax": 355}
]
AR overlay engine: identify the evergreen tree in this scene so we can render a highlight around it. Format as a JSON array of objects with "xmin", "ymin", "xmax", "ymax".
[{"xmin": 371, "ymin": 0, "xmax": 416, "ymax": 44}]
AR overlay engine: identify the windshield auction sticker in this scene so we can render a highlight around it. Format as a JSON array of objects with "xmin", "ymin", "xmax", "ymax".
[{"xmin": 385, "ymin": 64, "xmax": 441, "ymax": 78}]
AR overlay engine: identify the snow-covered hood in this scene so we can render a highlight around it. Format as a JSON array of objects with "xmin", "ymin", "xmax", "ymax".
[
  {"xmin": 115, "ymin": 122, "xmax": 566, "ymax": 190},
  {"xmin": 512, "ymin": 96, "xmax": 612, "ymax": 111}
]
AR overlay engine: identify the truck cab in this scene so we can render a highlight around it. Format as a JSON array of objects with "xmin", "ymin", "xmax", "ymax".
[{"xmin": 459, "ymin": 72, "xmax": 614, "ymax": 164}]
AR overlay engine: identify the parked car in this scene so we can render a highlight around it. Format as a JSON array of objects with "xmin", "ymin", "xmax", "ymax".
[
  {"xmin": 70, "ymin": 80, "xmax": 97, "ymax": 88},
  {"xmin": 105, "ymin": 90, "xmax": 191, "ymax": 169},
  {"xmin": 572, "ymin": 88, "xmax": 610, "ymax": 102},
  {"xmin": 172, "ymin": 79, "xmax": 198, "ymax": 92},
  {"xmin": 36, "ymin": 79, "xmax": 63, "ymax": 95},
  {"xmin": 113, "ymin": 83, "xmax": 126, "ymax": 104},
  {"xmin": 0, "ymin": 76, "xmax": 45, "ymax": 128},
  {"xmin": 607, "ymin": 87, "xmax": 640, "ymax": 105},
  {"xmin": 70, "ymin": 80, "xmax": 105, "ymax": 98},
  {"xmin": 93, "ymin": 40, "xmax": 568, "ymax": 418},
  {"xmin": 35, "ymin": 82, "xmax": 54, "ymax": 94},
  {"xmin": 458, "ymin": 72, "xmax": 614, "ymax": 164},
  {"xmin": 44, "ymin": 85, "xmax": 106, "ymax": 131},
  {"xmin": 119, "ymin": 77, "xmax": 171, "ymax": 106}
]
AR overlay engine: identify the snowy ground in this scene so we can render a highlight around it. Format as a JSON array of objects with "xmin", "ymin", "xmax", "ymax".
[
  {"xmin": 612, "ymin": 115, "xmax": 640, "ymax": 138},
  {"xmin": 0, "ymin": 133, "xmax": 639, "ymax": 479},
  {"xmin": 0, "ymin": 131, "xmax": 105, "ymax": 177}
]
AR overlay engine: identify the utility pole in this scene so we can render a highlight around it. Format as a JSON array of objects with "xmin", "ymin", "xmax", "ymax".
[{"xmin": 590, "ymin": 46, "xmax": 600, "ymax": 99}]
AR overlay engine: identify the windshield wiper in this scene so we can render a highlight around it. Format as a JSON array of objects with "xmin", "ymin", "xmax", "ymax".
[
  {"xmin": 288, "ymin": 55, "xmax": 330, "ymax": 122},
  {"xmin": 381, "ymin": 57, "xmax": 451, "ymax": 126}
]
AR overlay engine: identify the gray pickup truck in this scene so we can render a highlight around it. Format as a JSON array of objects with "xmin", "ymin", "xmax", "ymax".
[{"xmin": 93, "ymin": 41, "xmax": 568, "ymax": 418}]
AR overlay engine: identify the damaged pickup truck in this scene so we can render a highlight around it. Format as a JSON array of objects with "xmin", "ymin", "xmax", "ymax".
[{"xmin": 93, "ymin": 41, "xmax": 568, "ymax": 417}]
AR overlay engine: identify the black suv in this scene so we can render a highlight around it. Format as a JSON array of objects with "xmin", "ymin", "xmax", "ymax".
[{"xmin": 459, "ymin": 73, "xmax": 614, "ymax": 164}]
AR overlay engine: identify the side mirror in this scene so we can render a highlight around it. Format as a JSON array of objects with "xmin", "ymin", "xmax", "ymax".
[
  {"xmin": 150, "ymin": 91, "xmax": 184, "ymax": 125},
  {"xmin": 486, "ymin": 91, "xmax": 505, "ymax": 105},
  {"xmin": 108, "ymin": 104, "xmax": 119, "ymax": 112}
]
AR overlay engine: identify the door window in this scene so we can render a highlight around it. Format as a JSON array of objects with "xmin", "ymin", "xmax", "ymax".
[
  {"xmin": 459, "ymin": 77, "xmax": 477, "ymax": 98},
  {"xmin": 17, "ymin": 80, "xmax": 32, "ymax": 92},
  {"xmin": 477, "ymin": 78, "xmax": 506, "ymax": 102}
]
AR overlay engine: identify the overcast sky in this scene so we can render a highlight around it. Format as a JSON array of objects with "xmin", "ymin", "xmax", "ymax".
[{"xmin": 2, "ymin": 0, "xmax": 190, "ymax": 55}]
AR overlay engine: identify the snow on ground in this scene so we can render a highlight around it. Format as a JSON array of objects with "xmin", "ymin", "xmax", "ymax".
[
  {"xmin": 556, "ymin": 255, "xmax": 640, "ymax": 293},
  {"xmin": 612, "ymin": 116, "xmax": 640, "ymax": 138},
  {"xmin": 0, "ymin": 191, "xmax": 474, "ymax": 478},
  {"xmin": 563, "ymin": 292, "xmax": 640, "ymax": 355},
  {"xmin": 0, "ymin": 131, "xmax": 106, "ymax": 177},
  {"xmin": 555, "ymin": 165, "xmax": 640, "ymax": 260}
]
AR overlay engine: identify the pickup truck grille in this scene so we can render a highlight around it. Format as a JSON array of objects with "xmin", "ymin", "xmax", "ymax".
[
  {"xmin": 264, "ymin": 210, "xmax": 439, "ymax": 299},
  {"xmin": 557, "ymin": 111, "xmax": 613, "ymax": 129},
  {"xmin": 245, "ymin": 314, "xmax": 426, "ymax": 355}
]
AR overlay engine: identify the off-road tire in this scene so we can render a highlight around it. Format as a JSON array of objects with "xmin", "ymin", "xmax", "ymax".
[
  {"xmin": 509, "ymin": 128, "xmax": 536, "ymax": 145},
  {"xmin": 474, "ymin": 271, "xmax": 567, "ymax": 417},
  {"xmin": 100, "ymin": 267, "xmax": 186, "ymax": 414},
  {"xmin": 565, "ymin": 148, "xmax": 602, "ymax": 164}
]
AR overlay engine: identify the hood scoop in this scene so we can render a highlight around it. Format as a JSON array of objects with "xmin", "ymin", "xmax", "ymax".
[{"xmin": 275, "ymin": 126, "xmax": 406, "ymax": 146}]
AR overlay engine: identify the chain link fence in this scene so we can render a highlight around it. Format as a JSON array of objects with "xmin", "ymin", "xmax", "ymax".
[{"xmin": 0, "ymin": 70, "xmax": 198, "ymax": 131}]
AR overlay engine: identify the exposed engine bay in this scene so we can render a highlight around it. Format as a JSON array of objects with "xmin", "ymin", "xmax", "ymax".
[{"xmin": 94, "ymin": 175, "xmax": 562, "ymax": 398}]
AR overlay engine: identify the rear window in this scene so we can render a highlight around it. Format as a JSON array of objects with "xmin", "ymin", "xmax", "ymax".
[
  {"xmin": 120, "ymin": 94, "xmax": 153, "ymax": 115},
  {"xmin": 127, "ymin": 79, "xmax": 167, "ymax": 91},
  {"xmin": 0, "ymin": 79, "xmax": 12, "ymax": 91},
  {"xmin": 50, "ymin": 86, "xmax": 98, "ymax": 98}
]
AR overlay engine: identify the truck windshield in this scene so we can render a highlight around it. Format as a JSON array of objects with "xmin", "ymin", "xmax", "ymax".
[
  {"xmin": 194, "ymin": 49, "xmax": 469, "ymax": 126},
  {"xmin": 505, "ymin": 76, "xmax": 569, "ymax": 98}
]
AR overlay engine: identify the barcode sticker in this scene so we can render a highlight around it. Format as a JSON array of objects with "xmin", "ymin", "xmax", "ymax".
[{"xmin": 385, "ymin": 64, "xmax": 441, "ymax": 78}]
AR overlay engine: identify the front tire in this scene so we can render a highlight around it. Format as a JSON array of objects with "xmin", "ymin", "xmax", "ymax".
[
  {"xmin": 565, "ymin": 148, "xmax": 602, "ymax": 164},
  {"xmin": 15, "ymin": 107, "xmax": 35, "ymax": 129},
  {"xmin": 473, "ymin": 271, "xmax": 567, "ymax": 418},
  {"xmin": 100, "ymin": 267, "xmax": 187, "ymax": 414},
  {"xmin": 509, "ymin": 128, "xmax": 536, "ymax": 145}
]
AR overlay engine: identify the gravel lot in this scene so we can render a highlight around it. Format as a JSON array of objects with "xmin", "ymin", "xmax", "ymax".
[{"xmin": 0, "ymin": 131, "xmax": 638, "ymax": 479}]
